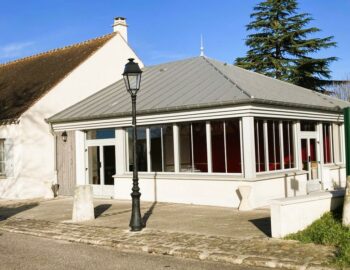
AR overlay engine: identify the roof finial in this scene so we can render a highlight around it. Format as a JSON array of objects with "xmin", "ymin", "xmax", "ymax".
[{"xmin": 200, "ymin": 34, "xmax": 205, "ymax": 57}]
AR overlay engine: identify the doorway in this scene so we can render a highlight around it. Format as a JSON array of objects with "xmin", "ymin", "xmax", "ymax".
[
  {"xmin": 87, "ymin": 144, "xmax": 116, "ymax": 197},
  {"xmin": 301, "ymin": 138, "xmax": 319, "ymax": 180}
]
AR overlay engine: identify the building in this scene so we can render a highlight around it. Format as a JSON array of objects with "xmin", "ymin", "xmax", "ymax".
[
  {"xmin": 48, "ymin": 56, "xmax": 349, "ymax": 208},
  {"xmin": 0, "ymin": 18, "xmax": 142, "ymax": 198}
]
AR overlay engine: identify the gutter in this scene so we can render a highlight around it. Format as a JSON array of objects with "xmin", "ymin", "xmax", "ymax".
[{"xmin": 47, "ymin": 98, "xmax": 345, "ymax": 125}]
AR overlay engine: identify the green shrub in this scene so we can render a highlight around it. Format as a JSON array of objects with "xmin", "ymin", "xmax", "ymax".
[{"xmin": 286, "ymin": 209, "xmax": 350, "ymax": 267}]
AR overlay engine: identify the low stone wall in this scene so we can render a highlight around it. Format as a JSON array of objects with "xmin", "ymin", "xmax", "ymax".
[{"xmin": 270, "ymin": 190, "xmax": 345, "ymax": 238}]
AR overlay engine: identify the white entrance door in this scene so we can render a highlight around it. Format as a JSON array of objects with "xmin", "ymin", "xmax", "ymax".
[
  {"xmin": 301, "ymin": 138, "xmax": 319, "ymax": 180},
  {"xmin": 300, "ymin": 135, "xmax": 322, "ymax": 193},
  {"xmin": 87, "ymin": 143, "xmax": 115, "ymax": 198}
]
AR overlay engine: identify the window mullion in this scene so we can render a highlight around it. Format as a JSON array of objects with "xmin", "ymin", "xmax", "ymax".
[
  {"xmin": 263, "ymin": 120, "xmax": 269, "ymax": 172},
  {"xmin": 190, "ymin": 124, "xmax": 194, "ymax": 172}
]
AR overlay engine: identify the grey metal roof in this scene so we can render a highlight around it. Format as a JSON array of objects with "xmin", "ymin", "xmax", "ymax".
[{"xmin": 49, "ymin": 56, "xmax": 350, "ymax": 123}]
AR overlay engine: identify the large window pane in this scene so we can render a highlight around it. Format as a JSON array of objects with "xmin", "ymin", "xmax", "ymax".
[
  {"xmin": 88, "ymin": 146, "xmax": 100, "ymax": 184},
  {"xmin": 226, "ymin": 119, "xmax": 242, "ymax": 173},
  {"xmin": 255, "ymin": 120, "xmax": 266, "ymax": 172},
  {"xmin": 104, "ymin": 146, "xmax": 116, "ymax": 185},
  {"xmin": 300, "ymin": 121, "xmax": 316, "ymax": 131},
  {"xmin": 179, "ymin": 124, "xmax": 192, "ymax": 172},
  {"xmin": 87, "ymin": 129, "xmax": 115, "ymax": 140},
  {"xmin": 211, "ymin": 121, "xmax": 225, "ymax": 173},
  {"xmin": 163, "ymin": 125, "xmax": 174, "ymax": 172},
  {"xmin": 192, "ymin": 122, "xmax": 207, "ymax": 172},
  {"xmin": 283, "ymin": 121, "xmax": 295, "ymax": 169},
  {"xmin": 323, "ymin": 123, "xmax": 333, "ymax": 163},
  {"xmin": 150, "ymin": 127, "xmax": 162, "ymax": 172},
  {"xmin": 127, "ymin": 127, "xmax": 147, "ymax": 172},
  {"xmin": 179, "ymin": 122, "xmax": 207, "ymax": 173},
  {"xmin": 267, "ymin": 120, "xmax": 281, "ymax": 171}
]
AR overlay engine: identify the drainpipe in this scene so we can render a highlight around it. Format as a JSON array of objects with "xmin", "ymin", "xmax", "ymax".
[{"xmin": 342, "ymin": 107, "xmax": 350, "ymax": 226}]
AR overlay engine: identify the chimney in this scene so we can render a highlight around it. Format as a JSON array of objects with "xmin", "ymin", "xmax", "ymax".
[{"xmin": 113, "ymin": 17, "xmax": 128, "ymax": 41}]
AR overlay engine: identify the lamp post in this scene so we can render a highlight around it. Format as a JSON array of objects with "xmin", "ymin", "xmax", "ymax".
[{"xmin": 123, "ymin": 58, "xmax": 143, "ymax": 231}]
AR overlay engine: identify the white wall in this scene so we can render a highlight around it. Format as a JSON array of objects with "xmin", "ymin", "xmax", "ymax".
[
  {"xmin": 271, "ymin": 190, "xmax": 344, "ymax": 238},
  {"xmin": 113, "ymin": 171, "xmax": 309, "ymax": 208},
  {"xmin": 0, "ymin": 33, "xmax": 142, "ymax": 199}
]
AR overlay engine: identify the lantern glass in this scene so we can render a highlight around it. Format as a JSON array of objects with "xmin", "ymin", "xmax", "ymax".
[{"xmin": 123, "ymin": 58, "xmax": 142, "ymax": 96}]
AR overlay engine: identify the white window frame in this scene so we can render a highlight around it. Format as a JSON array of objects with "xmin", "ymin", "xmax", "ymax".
[{"xmin": 255, "ymin": 119, "xmax": 297, "ymax": 174}]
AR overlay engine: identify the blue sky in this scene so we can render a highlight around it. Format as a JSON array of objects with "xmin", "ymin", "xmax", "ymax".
[{"xmin": 0, "ymin": 0, "xmax": 349, "ymax": 79}]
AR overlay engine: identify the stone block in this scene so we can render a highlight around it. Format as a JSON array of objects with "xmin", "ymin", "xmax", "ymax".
[{"xmin": 72, "ymin": 185, "xmax": 95, "ymax": 222}]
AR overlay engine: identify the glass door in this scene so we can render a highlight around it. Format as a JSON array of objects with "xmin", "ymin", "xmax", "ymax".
[
  {"xmin": 87, "ymin": 145, "xmax": 116, "ymax": 197},
  {"xmin": 301, "ymin": 138, "xmax": 318, "ymax": 180}
]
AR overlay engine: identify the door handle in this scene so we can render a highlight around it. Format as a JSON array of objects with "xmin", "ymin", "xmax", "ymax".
[{"xmin": 308, "ymin": 156, "xmax": 311, "ymax": 162}]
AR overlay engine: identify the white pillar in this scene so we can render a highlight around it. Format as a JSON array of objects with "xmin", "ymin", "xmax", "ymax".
[
  {"xmin": 295, "ymin": 121, "xmax": 302, "ymax": 170},
  {"xmin": 115, "ymin": 128, "xmax": 126, "ymax": 175},
  {"xmin": 75, "ymin": 130, "xmax": 86, "ymax": 186},
  {"xmin": 341, "ymin": 123, "xmax": 345, "ymax": 163},
  {"xmin": 332, "ymin": 123, "xmax": 341, "ymax": 163},
  {"xmin": 242, "ymin": 116, "xmax": 256, "ymax": 179},
  {"xmin": 206, "ymin": 121, "xmax": 212, "ymax": 173},
  {"xmin": 173, "ymin": 124, "xmax": 180, "ymax": 173},
  {"xmin": 146, "ymin": 128, "xmax": 151, "ymax": 172}
]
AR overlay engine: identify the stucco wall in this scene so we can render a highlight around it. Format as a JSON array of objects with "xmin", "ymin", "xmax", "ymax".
[
  {"xmin": 0, "ymin": 34, "xmax": 142, "ymax": 199},
  {"xmin": 113, "ymin": 172, "xmax": 309, "ymax": 208}
]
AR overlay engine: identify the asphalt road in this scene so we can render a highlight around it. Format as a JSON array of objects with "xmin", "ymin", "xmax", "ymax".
[{"xmin": 0, "ymin": 232, "xmax": 271, "ymax": 270}]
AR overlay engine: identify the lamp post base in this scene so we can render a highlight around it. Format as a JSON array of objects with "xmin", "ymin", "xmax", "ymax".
[{"xmin": 130, "ymin": 188, "xmax": 142, "ymax": 231}]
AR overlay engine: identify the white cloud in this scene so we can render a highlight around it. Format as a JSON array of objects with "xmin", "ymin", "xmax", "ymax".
[{"xmin": 0, "ymin": 41, "xmax": 35, "ymax": 59}]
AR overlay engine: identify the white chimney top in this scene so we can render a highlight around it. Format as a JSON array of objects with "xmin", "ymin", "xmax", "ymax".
[{"xmin": 113, "ymin": 17, "xmax": 128, "ymax": 41}]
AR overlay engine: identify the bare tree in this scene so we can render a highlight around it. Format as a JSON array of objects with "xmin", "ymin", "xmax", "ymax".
[{"xmin": 331, "ymin": 76, "xmax": 350, "ymax": 101}]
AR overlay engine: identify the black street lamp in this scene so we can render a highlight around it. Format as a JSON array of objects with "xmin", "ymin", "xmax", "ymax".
[{"xmin": 123, "ymin": 58, "xmax": 143, "ymax": 231}]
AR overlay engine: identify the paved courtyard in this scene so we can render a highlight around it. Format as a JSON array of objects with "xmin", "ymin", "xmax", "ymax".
[{"xmin": 0, "ymin": 197, "xmax": 336, "ymax": 269}]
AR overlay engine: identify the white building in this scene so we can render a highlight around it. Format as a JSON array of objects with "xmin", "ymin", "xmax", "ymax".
[
  {"xmin": 0, "ymin": 18, "xmax": 142, "ymax": 198},
  {"xmin": 49, "ymin": 56, "xmax": 349, "ymax": 209}
]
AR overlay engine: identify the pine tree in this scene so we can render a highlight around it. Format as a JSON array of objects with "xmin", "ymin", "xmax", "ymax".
[{"xmin": 235, "ymin": 0, "xmax": 337, "ymax": 91}]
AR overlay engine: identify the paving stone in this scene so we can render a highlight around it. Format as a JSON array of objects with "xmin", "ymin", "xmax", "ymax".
[{"xmin": 0, "ymin": 217, "xmax": 336, "ymax": 269}]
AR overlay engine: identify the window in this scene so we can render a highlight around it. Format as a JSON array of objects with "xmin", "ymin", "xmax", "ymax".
[
  {"xmin": 255, "ymin": 120, "xmax": 266, "ymax": 172},
  {"xmin": 283, "ymin": 121, "xmax": 295, "ymax": 169},
  {"xmin": 211, "ymin": 121, "xmax": 226, "ymax": 172},
  {"xmin": 127, "ymin": 127, "xmax": 147, "ymax": 171},
  {"xmin": 211, "ymin": 119, "xmax": 242, "ymax": 173},
  {"xmin": 150, "ymin": 125, "xmax": 174, "ymax": 172},
  {"xmin": 87, "ymin": 129, "xmax": 115, "ymax": 140},
  {"xmin": 179, "ymin": 122, "xmax": 208, "ymax": 172},
  {"xmin": 300, "ymin": 121, "xmax": 317, "ymax": 131},
  {"xmin": 255, "ymin": 119, "xmax": 295, "ymax": 173},
  {"xmin": 125, "ymin": 119, "xmax": 242, "ymax": 174},
  {"xmin": 267, "ymin": 120, "xmax": 281, "ymax": 171},
  {"xmin": 323, "ymin": 123, "xmax": 333, "ymax": 164},
  {"xmin": 0, "ymin": 139, "xmax": 5, "ymax": 175}
]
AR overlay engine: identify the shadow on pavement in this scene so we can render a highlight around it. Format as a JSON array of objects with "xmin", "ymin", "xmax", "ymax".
[
  {"xmin": 94, "ymin": 204, "xmax": 112, "ymax": 218},
  {"xmin": 0, "ymin": 203, "xmax": 39, "ymax": 221},
  {"xmin": 249, "ymin": 217, "xmax": 271, "ymax": 237},
  {"xmin": 142, "ymin": 202, "xmax": 157, "ymax": 228}
]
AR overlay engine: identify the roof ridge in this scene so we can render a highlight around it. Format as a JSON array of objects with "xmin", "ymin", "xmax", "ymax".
[
  {"xmin": 0, "ymin": 32, "xmax": 116, "ymax": 68},
  {"xmin": 202, "ymin": 57, "xmax": 253, "ymax": 98}
]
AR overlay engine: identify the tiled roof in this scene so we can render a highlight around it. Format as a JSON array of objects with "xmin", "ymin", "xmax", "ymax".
[
  {"xmin": 49, "ymin": 56, "xmax": 350, "ymax": 124},
  {"xmin": 0, "ymin": 33, "xmax": 115, "ymax": 124}
]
